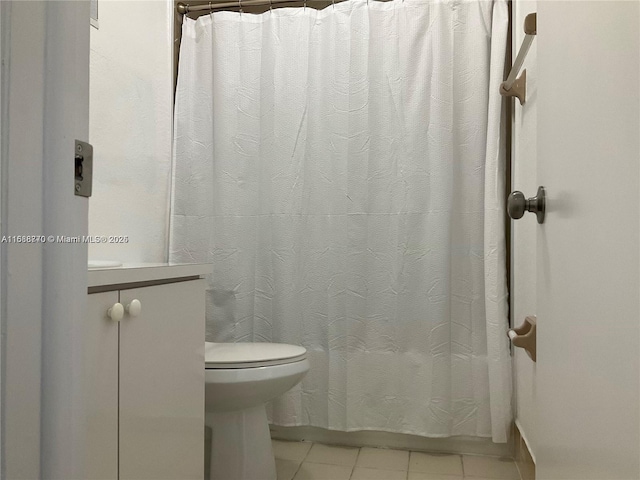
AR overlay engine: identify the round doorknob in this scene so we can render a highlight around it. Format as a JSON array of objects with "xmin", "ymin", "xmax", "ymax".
[
  {"xmin": 507, "ymin": 191, "xmax": 526, "ymax": 219},
  {"xmin": 507, "ymin": 186, "xmax": 546, "ymax": 224},
  {"xmin": 107, "ymin": 303, "xmax": 124, "ymax": 322},
  {"xmin": 126, "ymin": 299, "xmax": 142, "ymax": 317}
]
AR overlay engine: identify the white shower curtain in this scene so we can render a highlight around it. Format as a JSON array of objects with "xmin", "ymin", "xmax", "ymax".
[{"xmin": 171, "ymin": 0, "xmax": 512, "ymax": 442}]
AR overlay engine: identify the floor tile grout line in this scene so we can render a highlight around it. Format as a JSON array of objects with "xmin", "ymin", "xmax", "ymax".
[
  {"xmin": 274, "ymin": 439, "xmax": 312, "ymax": 480},
  {"xmin": 353, "ymin": 445, "xmax": 362, "ymax": 467},
  {"xmin": 290, "ymin": 457, "xmax": 303, "ymax": 480},
  {"xmin": 291, "ymin": 440, "xmax": 314, "ymax": 480},
  {"xmin": 301, "ymin": 440, "xmax": 313, "ymax": 463},
  {"xmin": 349, "ymin": 447, "xmax": 362, "ymax": 480},
  {"xmin": 348, "ymin": 451, "xmax": 357, "ymax": 479},
  {"xmin": 347, "ymin": 464, "xmax": 355, "ymax": 480},
  {"xmin": 303, "ymin": 442, "xmax": 362, "ymax": 468},
  {"xmin": 276, "ymin": 439, "xmax": 519, "ymax": 480}
]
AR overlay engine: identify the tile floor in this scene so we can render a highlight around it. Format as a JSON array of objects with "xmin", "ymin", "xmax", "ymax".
[{"xmin": 272, "ymin": 440, "xmax": 522, "ymax": 480}]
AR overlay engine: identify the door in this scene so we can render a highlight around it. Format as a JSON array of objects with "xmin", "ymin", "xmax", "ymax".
[
  {"xmin": 536, "ymin": 2, "xmax": 640, "ymax": 478},
  {"xmin": 86, "ymin": 292, "xmax": 120, "ymax": 480},
  {"xmin": 119, "ymin": 280, "xmax": 205, "ymax": 480},
  {"xmin": 1, "ymin": 1, "xmax": 90, "ymax": 478}
]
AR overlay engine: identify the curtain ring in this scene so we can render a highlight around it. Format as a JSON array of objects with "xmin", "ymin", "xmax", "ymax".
[
  {"xmin": 238, "ymin": 0, "xmax": 243, "ymax": 13},
  {"xmin": 332, "ymin": 0, "xmax": 334, "ymax": 9},
  {"xmin": 269, "ymin": 0, "xmax": 272, "ymax": 11}
]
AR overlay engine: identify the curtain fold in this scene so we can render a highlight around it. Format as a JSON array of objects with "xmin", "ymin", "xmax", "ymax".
[{"xmin": 171, "ymin": 0, "xmax": 511, "ymax": 442}]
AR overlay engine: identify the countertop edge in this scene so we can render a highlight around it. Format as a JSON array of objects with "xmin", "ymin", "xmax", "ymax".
[{"xmin": 88, "ymin": 263, "xmax": 213, "ymax": 288}]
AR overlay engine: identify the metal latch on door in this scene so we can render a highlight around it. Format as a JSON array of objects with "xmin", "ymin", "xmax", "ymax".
[{"xmin": 75, "ymin": 139, "xmax": 93, "ymax": 197}]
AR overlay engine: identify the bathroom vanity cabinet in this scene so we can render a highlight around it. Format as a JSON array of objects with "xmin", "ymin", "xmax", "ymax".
[{"xmin": 86, "ymin": 264, "xmax": 211, "ymax": 480}]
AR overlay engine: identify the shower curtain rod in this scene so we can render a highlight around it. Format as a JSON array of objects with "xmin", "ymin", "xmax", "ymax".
[{"xmin": 177, "ymin": 0, "xmax": 376, "ymax": 14}]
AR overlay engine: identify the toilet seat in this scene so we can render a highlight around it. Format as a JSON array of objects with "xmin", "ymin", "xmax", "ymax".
[
  {"xmin": 205, "ymin": 342, "xmax": 307, "ymax": 369},
  {"xmin": 204, "ymin": 342, "xmax": 310, "ymax": 480}
]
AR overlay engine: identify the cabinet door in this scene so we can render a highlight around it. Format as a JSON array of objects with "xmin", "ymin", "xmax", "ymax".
[
  {"xmin": 86, "ymin": 291, "xmax": 120, "ymax": 480},
  {"xmin": 119, "ymin": 280, "xmax": 205, "ymax": 480}
]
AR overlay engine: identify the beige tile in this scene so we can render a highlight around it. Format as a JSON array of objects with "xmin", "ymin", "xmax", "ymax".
[
  {"xmin": 351, "ymin": 467, "xmax": 407, "ymax": 480},
  {"xmin": 409, "ymin": 452, "xmax": 463, "ymax": 476},
  {"xmin": 277, "ymin": 458, "xmax": 301, "ymax": 480},
  {"xmin": 407, "ymin": 473, "xmax": 462, "ymax": 480},
  {"xmin": 356, "ymin": 448, "xmax": 410, "ymax": 471},
  {"xmin": 273, "ymin": 440, "xmax": 313, "ymax": 463},
  {"xmin": 305, "ymin": 443, "xmax": 360, "ymax": 466},
  {"xmin": 462, "ymin": 456, "xmax": 520, "ymax": 480},
  {"xmin": 292, "ymin": 462, "xmax": 352, "ymax": 480}
]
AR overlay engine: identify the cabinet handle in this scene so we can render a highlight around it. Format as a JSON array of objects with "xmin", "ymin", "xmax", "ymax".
[
  {"xmin": 107, "ymin": 303, "xmax": 124, "ymax": 322},
  {"xmin": 125, "ymin": 299, "xmax": 142, "ymax": 317}
]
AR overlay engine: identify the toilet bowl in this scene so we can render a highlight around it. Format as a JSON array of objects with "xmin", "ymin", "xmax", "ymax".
[{"xmin": 205, "ymin": 342, "xmax": 309, "ymax": 480}]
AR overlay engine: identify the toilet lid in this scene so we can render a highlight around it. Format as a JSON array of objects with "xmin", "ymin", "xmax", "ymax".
[{"xmin": 205, "ymin": 342, "xmax": 307, "ymax": 369}]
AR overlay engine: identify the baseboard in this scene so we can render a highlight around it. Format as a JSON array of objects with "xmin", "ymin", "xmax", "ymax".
[
  {"xmin": 513, "ymin": 421, "xmax": 536, "ymax": 480},
  {"xmin": 270, "ymin": 425, "xmax": 512, "ymax": 458}
]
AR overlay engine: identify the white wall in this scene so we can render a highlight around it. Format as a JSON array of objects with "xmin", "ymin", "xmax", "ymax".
[
  {"xmin": 89, "ymin": 0, "xmax": 173, "ymax": 263},
  {"xmin": 511, "ymin": 0, "xmax": 537, "ymax": 461}
]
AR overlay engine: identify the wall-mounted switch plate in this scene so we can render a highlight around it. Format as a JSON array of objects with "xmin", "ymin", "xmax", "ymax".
[{"xmin": 75, "ymin": 140, "xmax": 93, "ymax": 197}]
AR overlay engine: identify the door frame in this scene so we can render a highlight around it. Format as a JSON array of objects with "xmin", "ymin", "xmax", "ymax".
[{"xmin": 1, "ymin": 1, "xmax": 90, "ymax": 478}]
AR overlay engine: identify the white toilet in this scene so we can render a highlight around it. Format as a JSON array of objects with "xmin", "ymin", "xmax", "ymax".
[{"xmin": 205, "ymin": 342, "xmax": 309, "ymax": 480}]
